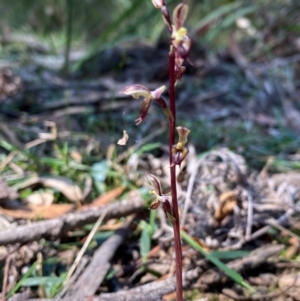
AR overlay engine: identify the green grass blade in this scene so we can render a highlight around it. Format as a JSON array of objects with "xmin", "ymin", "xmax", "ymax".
[
  {"xmin": 181, "ymin": 230, "xmax": 255, "ymax": 292},
  {"xmin": 73, "ymin": 0, "xmax": 144, "ymax": 72},
  {"xmin": 210, "ymin": 250, "xmax": 250, "ymax": 259},
  {"xmin": 7, "ymin": 262, "xmax": 37, "ymax": 298},
  {"xmin": 192, "ymin": 2, "xmax": 242, "ymax": 34},
  {"xmin": 20, "ymin": 276, "xmax": 63, "ymax": 287},
  {"xmin": 221, "ymin": 6, "xmax": 257, "ymax": 28}
]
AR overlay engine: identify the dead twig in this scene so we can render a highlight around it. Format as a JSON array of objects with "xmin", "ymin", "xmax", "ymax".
[
  {"xmin": 58, "ymin": 208, "xmax": 109, "ymax": 298},
  {"xmin": 57, "ymin": 257, "xmax": 89, "ymax": 300},
  {"xmin": 27, "ymin": 268, "xmax": 200, "ymax": 301},
  {"xmin": 222, "ymin": 273, "xmax": 298, "ymax": 301},
  {"xmin": 0, "ymin": 197, "xmax": 144, "ymax": 246},
  {"xmin": 2, "ymin": 253, "xmax": 12, "ymax": 301},
  {"xmin": 25, "ymin": 243, "xmax": 283, "ymax": 301},
  {"xmin": 199, "ymin": 244, "xmax": 284, "ymax": 285},
  {"xmin": 65, "ymin": 215, "xmax": 135, "ymax": 299}
]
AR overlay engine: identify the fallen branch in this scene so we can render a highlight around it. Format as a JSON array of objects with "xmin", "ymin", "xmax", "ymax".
[
  {"xmin": 199, "ymin": 244, "xmax": 284, "ymax": 285},
  {"xmin": 25, "ymin": 244, "xmax": 284, "ymax": 301},
  {"xmin": 26, "ymin": 269, "xmax": 200, "ymax": 301},
  {"xmin": 64, "ymin": 216, "xmax": 135, "ymax": 299},
  {"xmin": 0, "ymin": 197, "xmax": 144, "ymax": 246}
]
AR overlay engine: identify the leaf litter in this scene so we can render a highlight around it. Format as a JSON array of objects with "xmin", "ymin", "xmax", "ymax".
[{"xmin": 2, "ymin": 7, "xmax": 300, "ymax": 300}]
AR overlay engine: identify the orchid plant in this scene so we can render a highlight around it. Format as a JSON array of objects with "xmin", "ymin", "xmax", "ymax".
[{"xmin": 120, "ymin": 1, "xmax": 191, "ymax": 300}]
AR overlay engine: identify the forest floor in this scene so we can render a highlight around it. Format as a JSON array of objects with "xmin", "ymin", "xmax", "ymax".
[{"xmin": 1, "ymin": 30, "xmax": 300, "ymax": 301}]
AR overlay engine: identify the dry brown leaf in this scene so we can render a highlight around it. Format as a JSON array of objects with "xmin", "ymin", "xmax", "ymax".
[
  {"xmin": 191, "ymin": 236, "xmax": 210, "ymax": 251},
  {"xmin": 98, "ymin": 221, "xmax": 124, "ymax": 231},
  {"xmin": 0, "ymin": 203, "xmax": 73, "ymax": 220},
  {"xmin": 278, "ymin": 272, "xmax": 300, "ymax": 299},
  {"xmin": 163, "ymin": 292, "xmax": 176, "ymax": 301},
  {"xmin": 88, "ymin": 186, "xmax": 125, "ymax": 207},
  {"xmin": 70, "ymin": 150, "xmax": 82, "ymax": 163},
  {"xmin": 214, "ymin": 191, "xmax": 238, "ymax": 222},
  {"xmin": 82, "ymin": 176, "xmax": 93, "ymax": 201},
  {"xmin": 117, "ymin": 130, "xmax": 129, "ymax": 145},
  {"xmin": 285, "ymin": 237, "xmax": 300, "ymax": 259},
  {"xmin": 16, "ymin": 176, "xmax": 83, "ymax": 203},
  {"xmin": 0, "ymin": 186, "xmax": 126, "ymax": 220},
  {"xmin": 25, "ymin": 191, "xmax": 54, "ymax": 206},
  {"xmin": 40, "ymin": 177, "xmax": 82, "ymax": 203}
]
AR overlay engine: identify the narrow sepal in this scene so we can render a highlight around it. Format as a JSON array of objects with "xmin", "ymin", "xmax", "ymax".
[
  {"xmin": 148, "ymin": 174, "xmax": 163, "ymax": 196},
  {"xmin": 120, "ymin": 84, "xmax": 151, "ymax": 99},
  {"xmin": 176, "ymin": 126, "xmax": 190, "ymax": 146},
  {"xmin": 162, "ymin": 108, "xmax": 174, "ymax": 122},
  {"xmin": 151, "ymin": 0, "xmax": 165, "ymax": 9},
  {"xmin": 150, "ymin": 85, "xmax": 166, "ymax": 99},
  {"xmin": 120, "ymin": 84, "xmax": 166, "ymax": 125},
  {"xmin": 136, "ymin": 99, "xmax": 151, "ymax": 125},
  {"xmin": 149, "ymin": 200, "xmax": 161, "ymax": 210},
  {"xmin": 172, "ymin": 3, "xmax": 188, "ymax": 31}
]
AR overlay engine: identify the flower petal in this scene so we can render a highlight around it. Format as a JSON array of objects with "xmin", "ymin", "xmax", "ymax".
[
  {"xmin": 151, "ymin": 0, "xmax": 164, "ymax": 9},
  {"xmin": 149, "ymin": 200, "xmax": 161, "ymax": 210},
  {"xmin": 176, "ymin": 126, "xmax": 190, "ymax": 146},
  {"xmin": 172, "ymin": 3, "xmax": 188, "ymax": 30},
  {"xmin": 135, "ymin": 99, "xmax": 152, "ymax": 125},
  {"xmin": 120, "ymin": 84, "xmax": 151, "ymax": 99},
  {"xmin": 148, "ymin": 174, "xmax": 163, "ymax": 196},
  {"xmin": 150, "ymin": 85, "xmax": 166, "ymax": 99}
]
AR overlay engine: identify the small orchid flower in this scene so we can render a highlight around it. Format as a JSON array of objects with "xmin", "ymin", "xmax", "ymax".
[
  {"xmin": 171, "ymin": 3, "xmax": 191, "ymax": 60},
  {"xmin": 171, "ymin": 126, "xmax": 190, "ymax": 168},
  {"xmin": 120, "ymin": 84, "xmax": 166, "ymax": 125},
  {"xmin": 148, "ymin": 174, "xmax": 175, "ymax": 222},
  {"xmin": 148, "ymin": 174, "xmax": 163, "ymax": 196}
]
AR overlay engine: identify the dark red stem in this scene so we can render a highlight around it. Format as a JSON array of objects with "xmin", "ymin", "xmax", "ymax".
[{"xmin": 168, "ymin": 48, "xmax": 183, "ymax": 301}]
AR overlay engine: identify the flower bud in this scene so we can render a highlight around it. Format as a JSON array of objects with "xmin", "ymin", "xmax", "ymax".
[
  {"xmin": 151, "ymin": 0, "xmax": 165, "ymax": 9},
  {"xmin": 176, "ymin": 126, "xmax": 190, "ymax": 146},
  {"xmin": 171, "ymin": 126, "xmax": 190, "ymax": 168}
]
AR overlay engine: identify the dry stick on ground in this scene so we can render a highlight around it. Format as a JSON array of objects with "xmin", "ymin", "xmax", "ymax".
[
  {"xmin": 58, "ymin": 208, "xmax": 109, "ymax": 298},
  {"xmin": 64, "ymin": 215, "xmax": 135, "ymax": 299},
  {"xmin": 1, "ymin": 253, "xmax": 12, "ymax": 301},
  {"xmin": 222, "ymin": 275, "xmax": 299, "ymax": 301},
  {"xmin": 0, "ymin": 197, "xmax": 144, "ymax": 246},
  {"xmin": 27, "ymin": 269, "xmax": 198, "ymax": 301},
  {"xmin": 181, "ymin": 152, "xmax": 209, "ymax": 226},
  {"xmin": 27, "ymin": 244, "xmax": 283, "ymax": 301},
  {"xmin": 246, "ymin": 208, "xmax": 294, "ymax": 244},
  {"xmin": 7, "ymin": 290, "xmax": 31, "ymax": 301},
  {"xmin": 57, "ymin": 257, "xmax": 89, "ymax": 300},
  {"xmin": 199, "ymin": 244, "xmax": 284, "ymax": 286}
]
